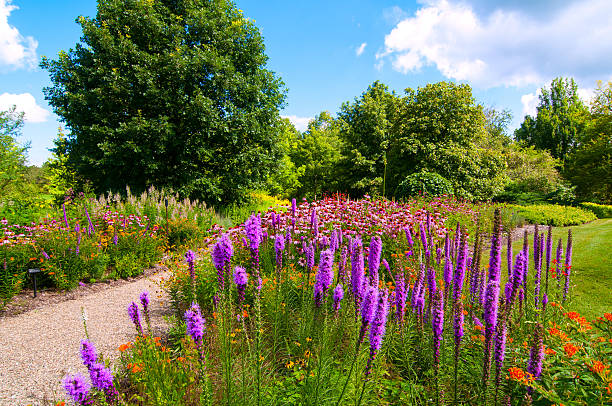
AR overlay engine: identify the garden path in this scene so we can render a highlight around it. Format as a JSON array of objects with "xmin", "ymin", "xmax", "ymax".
[{"xmin": 0, "ymin": 270, "xmax": 171, "ymax": 406}]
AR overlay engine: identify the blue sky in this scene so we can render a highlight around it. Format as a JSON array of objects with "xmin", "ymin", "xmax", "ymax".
[{"xmin": 1, "ymin": 0, "xmax": 610, "ymax": 165}]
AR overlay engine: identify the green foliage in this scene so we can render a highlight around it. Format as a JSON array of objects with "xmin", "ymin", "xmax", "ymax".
[
  {"xmin": 564, "ymin": 80, "xmax": 612, "ymax": 204},
  {"xmin": 265, "ymin": 118, "xmax": 303, "ymax": 198},
  {"xmin": 507, "ymin": 204, "xmax": 596, "ymax": 226},
  {"xmin": 166, "ymin": 218, "xmax": 203, "ymax": 250},
  {"xmin": 394, "ymin": 171, "xmax": 453, "ymax": 199},
  {"xmin": 219, "ymin": 190, "xmax": 289, "ymax": 226},
  {"xmin": 389, "ymin": 82, "xmax": 508, "ymax": 200},
  {"xmin": 41, "ymin": 0, "xmax": 286, "ymax": 205},
  {"xmin": 337, "ymin": 81, "xmax": 399, "ymax": 196},
  {"xmin": 580, "ymin": 202, "xmax": 612, "ymax": 218},
  {"xmin": 291, "ymin": 112, "xmax": 342, "ymax": 199},
  {"xmin": 515, "ymin": 77, "xmax": 590, "ymax": 164},
  {"xmin": 0, "ymin": 106, "xmax": 28, "ymax": 197}
]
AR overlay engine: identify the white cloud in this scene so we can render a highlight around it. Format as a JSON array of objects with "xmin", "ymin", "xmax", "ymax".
[
  {"xmin": 520, "ymin": 90, "xmax": 540, "ymax": 117},
  {"xmin": 356, "ymin": 42, "xmax": 367, "ymax": 57},
  {"xmin": 282, "ymin": 115, "xmax": 312, "ymax": 132},
  {"xmin": 383, "ymin": 6, "xmax": 409, "ymax": 25},
  {"xmin": 380, "ymin": 0, "xmax": 612, "ymax": 88},
  {"xmin": 0, "ymin": 93, "xmax": 49, "ymax": 122},
  {"xmin": 0, "ymin": 0, "xmax": 37, "ymax": 69}
]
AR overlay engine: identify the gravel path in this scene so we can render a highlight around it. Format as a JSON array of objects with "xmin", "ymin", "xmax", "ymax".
[{"xmin": 0, "ymin": 270, "xmax": 171, "ymax": 406}]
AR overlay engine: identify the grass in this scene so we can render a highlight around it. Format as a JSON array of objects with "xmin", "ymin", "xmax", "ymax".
[{"xmin": 504, "ymin": 219, "xmax": 612, "ymax": 320}]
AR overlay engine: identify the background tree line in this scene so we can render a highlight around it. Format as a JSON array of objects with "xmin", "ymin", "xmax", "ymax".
[{"xmin": 1, "ymin": 0, "xmax": 610, "ymax": 213}]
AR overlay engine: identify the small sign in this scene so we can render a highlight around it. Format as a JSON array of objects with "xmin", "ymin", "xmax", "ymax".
[{"xmin": 28, "ymin": 268, "xmax": 41, "ymax": 274}]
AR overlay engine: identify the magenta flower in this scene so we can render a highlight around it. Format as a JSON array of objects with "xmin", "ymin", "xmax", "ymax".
[
  {"xmin": 314, "ymin": 249, "xmax": 334, "ymax": 307},
  {"xmin": 63, "ymin": 374, "xmax": 91, "ymax": 405},
  {"xmin": 394, "ymin": 272, "xmax": 407, "ymax": 324},
  {"xmin": 80, "ymin": 339, "xmax": 97, "ymax": 368},
  {"xmin": 185, "ymin": 250, "xmax": 196, "ymax": 282},
  {"xmin": 184, "ymin": 302, "xmax": 206, "ymax": 346},
  {"xmin": 233, "ymin": 266, "xmax": 248, "ymax": 303},
  {"xmin": 368, "ymin": 236, "xmax": 382, "ymax": 286},
  {"xmin": 431, "ymin": 289, "xmax": 444, "ymax": 367},
  {"xmin": 351, "ymin": 237, "xmax": 365, "ymax": 307},
  {"xmin": 274, "ymin": 234, "xmax": 285, "ymax": 270},
  {"xmin": 128, "ymin": 302, "xmax": 143, "ymax": 335},
  {"xmin": 366, "ymin": 289, "xmax": 389, "ymax": 376},
  {"xmin": 359, "ymin": 285, "xmax": 378, "ymax": 343},
  {"xmin": 212, "ymin": 233, "xmax": 233, "ymax": 289},
  {"xmin": 333, "ymin": 283, "xmax": 344, "ymax": 314}
]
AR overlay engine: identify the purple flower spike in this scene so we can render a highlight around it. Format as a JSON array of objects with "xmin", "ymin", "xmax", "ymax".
[
  {"xmin": 245, "ymin": 213, "xmax": 263, "ymax": 251},
  {"xmin": 368, "ymin": 236, "xmax": 382, "ymax": 286},
  {"xmin": 488, "ymin": 209, "xmax": 502, "ymax": 284},
  {"xmin": 453, "ymin": 233, "xmax": 468, "ymax": 305},
  {"xmin": 351, "ymin": 237, "xmax": 365, "ymax": 307},
  {"xmin": 563, "ymin": 229, "xmax": 573, "ymax": 302},
  {"xmin": 395, "ymin": 272, "xmax": 407, "ymax": 324},
  {"xmin": 234, "ymin": 266, "xmax": 248, "ymax": 303},
  {"xmin": 185, "ymin": 250, "xmax": 196, "ymax": 282},
  {"xmin": 128, "ymin": 302, "xmax": 143, "ymax": 335},
  {"xmin": 291, "ymin": 198, "xmax": 297, "ymax": 217},
  {"xmin": 431, "ymin": 289, "xmax": 444, "ymax": 367},
  {"xmin": 212, "ymin": 234, "xmax": 233, "ymax": 290},
  {"xmin": 333, "ymin": 284, "xmax": 344, "ymax": 314},
  {"xmin": 140, "ymin": 291, "xmax": 149, "ymax": 312},
  {"xmin": 359, "ymin": 285, "xmax": 378, "ymax": 343},
  {"xmin": 89, "ymin": 362, "xmax": 113, "ymax": 390},
  {"xmin": 405, "ymin": 226, "xmax": 414, "ymax": 247},
  {"xmin": 80, "ymin": 339, "xmax": 97, "ymax": 368},
  {"xmin": 314, "ymin": 249, "xmax": 334, "ymax": 307},
  {"xmin": 527, "ymin": 323, "xmax": 545, "ymax": 393},
  {"xmin": 63, "ymin": 374, "xmax": 91, "ymax": 405},
  {"xmin": 274, "ymin": 234, "xmax": 285, "ymax": 270},
  {"xmin": 419, "ymin": 222, "xmax": 430, "ymax": 257},
  {"xmin": 184, "ymin": 302, "xmax": 206, "ymax": 346},
  {"xmin": 366, "ymin": 289, "xmax": 389, "ymax": 376}
]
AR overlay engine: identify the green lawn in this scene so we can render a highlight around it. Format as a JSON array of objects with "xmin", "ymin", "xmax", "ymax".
[{"xmin": 504, "ymin": 219, "xmax": 612, "ymax": 320}]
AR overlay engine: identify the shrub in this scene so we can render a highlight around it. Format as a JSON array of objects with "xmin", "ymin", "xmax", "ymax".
[
  {"xmin": 167, "ymin": 218, "xmax": 203, "ymax": 249},
  {"xmin": 580, "ymin": 202, "xmax": 612, "ymax": 218},
  {"xmin": 506, "ymin": 204, "xmax": 596, "ymax": 226},
  {"xmin": 395, "ymin": 172, "xmax": 454, "ymax": 199}
]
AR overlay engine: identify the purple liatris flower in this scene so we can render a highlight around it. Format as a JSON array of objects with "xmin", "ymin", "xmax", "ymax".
[
  {"xmin": 185, "ymin": 250, "xmax": 196, "ymax": 282},
  {"xmin": 85, "ymin": 207, "xmax": 95, "ymax": 236},
  {"xmin": 359, "ymin": 285, "xmax": 378, "ymax": 343},
  {"xmin": 494, "ymin": 316, "xmax": 508, "ymax": 392},
  {"xmin": 128, "ymin": 302, "xmax": 143, "ymax": 335},
  {"xmin": 453, "ymin": 232, "xmax": 468, "ymax": 305},
  {"xmin": 555, "ymin": 238, "xmax": 563, "ymax": 287},
  {"xmin": 431, "ymin": 289, "xmax": 444, "ymax": 368},
  {"xmin": 234, "ymin": 266, "xmax": 248, "ymax": 303},
  {"xmin": 339, "ymin": 246, "xmax": 348, "ymax": 286},
  {"xmin": 368, "ymin": 235, "xmax": 382, "ymax": 286},
  {"xmin": 212, "ymin": 233, "xmax": 233, "ymax": 289},
  {"xmin": 443, "ymin": 244, "xmax": 453, "ymax": 298},
  {"xmin": 274, "ymin": 234, "xmax": 285, "ymax": 270},
  {"xmin": 63, "ymin": 374, "xmax": 91, "ymax": 405},
  {"xmin": 381, "ymin": 259, "xmax": 390, "ymax": 275},
  {"xmin": 112, "ymin": 233, "xmax": 118, "ymax": 245},
  {"xmin": 366, "ymin": 289, "xmax": 389, "ymax": 376},
  {"xmin": 527, "ymin": 323, "xmax": 545, "ymax": 392},
  {"xmin": 333, "ymin": 284, "xmax": 344, "ymax": 314},
  {"xmin": 436, "ymin": 247, "xmax": 442, "ymax": 265},
  {"xmin": 184, "ymin": 302, "xmax": 206, "ymax": 346},
  {"xmin": 563, "ymin": 229, "xmax": 573, "ymax": 302},
  {"xmin": 488, "ymin": 208, "xmax": 502, "ymax": 284},
  {"xmin": 542, "ymin": 293, "xmax": 549, "ymax": 310},
  {"xmin": 80, "ymin": 339, "xmax": 97, "ymax": 368},
  {"xmin": 454, "ymin": 300, "xmax": 464, "ymax": 358},
  {"xmin": 314, "ymin": 249, "xmax": 334, "ymax": 307},
  {"xmin": 140, "ymin": 291, "xmax": 149, "ymax": 312},
  {"xmin": 427, "ymin": 267, "xmax": 437, "ymax": 299},
  {"xmin": 395, "ymin": 272, "xmax": 407, "ymax": 324},
  {"xmin": 305, "ymin": 243, "xmax": 315, "ymax": 271},
  {"xmin": 482, "ymin": 280, "xmax": 500, "ymax": 386},
  {"xmin": 351, "ymin": 237, "xmax": 365, "ymax": 307},
  {"xmin": 330, "ymin": 229, "xmax": 339, "ymax": 252},
  {"xmin": 89, "ymin": 362, "xmax": 113, "ymax": 390},
  {"xmin": 291, "ymin": 198, "xmax": 297, "ymax": 217},
  {"xmin": 245, "ymin": 213, "xmax": 263, "ymax": 251},
  {"xmin": 63, "ymin": 203, "xmax": 69, "ymax": 228},
  {"xmin": 405, "ymin": 226, "xmax": 414, "ymax": 247},
  {"xmin": 419, "ymin": 222, "xmax": 429, "ymax": 257}
]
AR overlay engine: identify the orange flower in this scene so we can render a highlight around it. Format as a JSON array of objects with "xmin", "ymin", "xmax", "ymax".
[
  {"xmin": 177, "ymin": 357, "xmax": 185, "ymax": 362},
  {"xmin": 565, "ymin": 311, "xmax": 580, "ymax": 320},
  {"xmin": 607, "ymin": 382, "xmax": 612, "ymax": 395},
  {"xmin": 545, "ymin": 347, "xmax": 557, "ymax": 355},
  {"xmin": 55, "ymin": 402, "xmax": 66, "ymax": 406},
  {"xmin": 242, "ymin": 309, "xmax": 249, "ymax": 318},
  {"xmin": 508, "ymin": 367, "xmax": 525, "ymax": 381},
  {"xmin": 549, "ymin": 327, "xmax": 560, "ymax": 336},
  {"xmin": 131, "ymin": 364, "xmax": 143, "ymax": 373},
  {"xmin": 118, "ymin": 342, "xmax": 132, "ymax": 352},
  {"xmin": 604, "ymin": 313, "xmax": 612, "ymax": 322},
  {"xmin": 474, "ymin": 325, "xmax": 483, "ymax": 331},
  {"xmin": 589, "ymin": 361, "xmax": 607, "ymax": 374},
  {"xmin": 563, "ymin": 342, "xmax": 579, "ymax": 357}
]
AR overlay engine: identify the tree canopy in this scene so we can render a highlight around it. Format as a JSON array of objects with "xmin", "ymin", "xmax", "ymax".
[
  {"xmin": 41, "ymin": 0, "xmax": 286, "ymax": 204},
  {"xmin": 0, "ymin": 106, "xmax": 28, "ymax": 196},
  {"xmin": 515, "ymin": 78, "xmax": 590, "ymax": 165}
]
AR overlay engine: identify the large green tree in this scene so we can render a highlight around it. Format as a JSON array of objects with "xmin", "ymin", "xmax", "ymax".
[
  {"xmin": 291, "ymin": 112, "xmax": 342, "ymax": 199},
  {"xmin": 336, "ymin": 81, "xmax": 399, "ymax": 197},
  {"xmin": 515, "ymin": 77, "xmax": 590, "ymax": 165},
  {"xmin": 0, "ymin": 106, "xmax": 28, "ymax": 196},
  {"xmin": 389, "ymin": 82, "xmax": 507, "ymax": 200},
  {"xmin": 41, "ymin": 0, "xmax": 285, "ymax": 204},
  {"xmin": 565, "ymin": 80, "xmax": 612, "ymax": 203}
]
